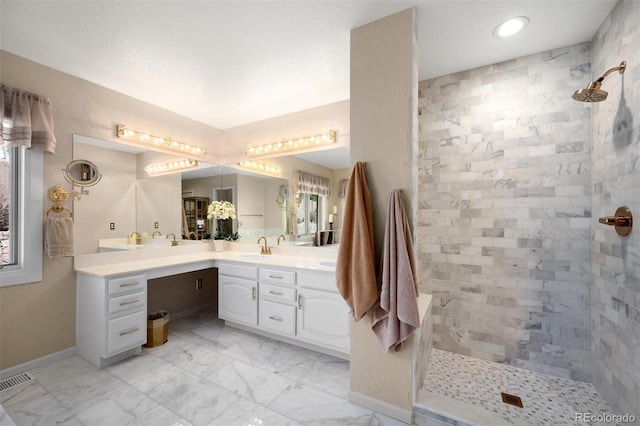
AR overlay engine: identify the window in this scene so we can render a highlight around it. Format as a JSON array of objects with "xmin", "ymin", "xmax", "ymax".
[
  {"xmin": 295, "ymin": 193, "xmax": 322, "ymax": 236},
  {"xmin": 0, "ymin": 145, "xmax": 43, "ymax": 286}
]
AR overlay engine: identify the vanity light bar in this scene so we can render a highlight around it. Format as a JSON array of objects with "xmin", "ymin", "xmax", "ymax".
[
  {"xmin": 237, "ymin": 161, "xmax": 283, "ymax": 176},
  {"xmin": 144, "ymin": 158, "xmax": 198, "ymax": 175},
  {"xmin": 117, "ymin": 124, "xmax": 207, "ymax": 158},
  {"xmin": 245, "ymin": 130, "xmax": 336, "ymax": 157}
]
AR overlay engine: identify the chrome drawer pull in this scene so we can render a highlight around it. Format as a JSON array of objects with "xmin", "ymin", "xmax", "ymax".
[
  {"xmin": 119, "ymin": 299, "xmax": 140, "ymax": 306},
  {"xmin": 119, "ymin": 327, "xmax": 139, "ymax": 336},
  {"xmin": 119, "ymin": 282, "xmax": 139, "ymax": 287},
  {"xmin": 269, "ymin": 275, "xmax": 283, "ymax": 279},
  {"xmin": 268, "ymin": 315, "xmax": 283, "ymax": 321},
  {"xmin": 268, "ymin": 290, "xmax": 283, "ymax": 295},
  {"xmin": 252, "ymin": 286, "xmax": 257, "ymax": 300}
]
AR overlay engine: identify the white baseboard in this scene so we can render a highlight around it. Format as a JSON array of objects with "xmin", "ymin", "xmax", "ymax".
[
  {"xmin": 348, "ymin": 390, "xmax": 413, "ymax": 424},
  {"xmin": 0, "ymin": 347, "xmax": 76, "ymax": 380}
]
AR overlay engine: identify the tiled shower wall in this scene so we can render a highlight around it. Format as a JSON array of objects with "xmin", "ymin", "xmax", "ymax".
[
  {"xmin": 590, "ymin": 0, "xmax": 640, "ymax": 416},
  {"xmin": 417, "ymin": 43, "xmax": 593, "ymax": 381}
]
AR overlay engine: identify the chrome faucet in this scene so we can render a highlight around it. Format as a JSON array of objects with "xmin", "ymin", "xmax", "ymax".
[
  {"xmin": 152, "ymin": 231, "xmax": 161, "ymax": 238},
  {"xmin": 166, "ymin": 233, "xmax": 178, "ymax": 246},
  {"xmin": 129, "ymin": 231, "xmax": 143, "ymax": 245},
  {"xmin": 257, "ymin": 236, "xmax": 272, "ymax": 255},
  {"xmin": 277, "ymin": 234, "xmax": 286, "ymax": 245}
]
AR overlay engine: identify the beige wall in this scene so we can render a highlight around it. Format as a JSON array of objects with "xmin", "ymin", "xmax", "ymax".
[
  {"xmin": 348, "ymin": 7, "xmax": 420, "ymax": 415},
  {"xmin": 0, "ymin": 50, "xmax": 223, "ymax": 369},
  {"xmin": 220, "ymin": 101, "xmax": 350, "ymax": 165}
]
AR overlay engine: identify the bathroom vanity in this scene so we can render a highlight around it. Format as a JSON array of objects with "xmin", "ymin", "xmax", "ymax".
[{"xmin": 74, "ymin": 244, "xmax": 346, "ymax": 368}]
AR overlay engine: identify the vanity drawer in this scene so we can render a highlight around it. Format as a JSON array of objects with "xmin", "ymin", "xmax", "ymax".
[
  {"xmin": 219, "ymin": 263, "xmax": 258, "ymax": 281},
  {"xmin": 260, "ymin": 283, "xmax": 296, "ymax": 304},
  {"xmin": 106, "ymin": 310, "xmax": 146, "ymax": 355},
  {"xmin": 259, "ymin": 268, "xmax": 295, "ymax": 285},
  {"xmin": 298, "ymin": 272, "xmax": 337, "ymax": 292},
  {"xmin": 107, "ymin": 274, "xmax": 146, "ymax": 296},
  {"xmin": 107, "ymin": 291, "xmax": 145, "ymax": 314},
  {"xmin": 259, "ymin": 300, "xmax": 295, "ymax": 336}
]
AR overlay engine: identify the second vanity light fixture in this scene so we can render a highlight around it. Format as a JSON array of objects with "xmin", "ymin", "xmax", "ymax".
[
  {"xmin": 117, "ymin": 124, "xmax": 207, "ymax": 159},
  {"xmin": 144, "ymin": 158, "xmax": 198, "ymax": 175},
  {"xmin": 245, "ymin": 130, "xmax": 336, "ymax": 157},
  {"xmin": 237, "ymin": 160, "xmax": 283, "ymax": 176}
]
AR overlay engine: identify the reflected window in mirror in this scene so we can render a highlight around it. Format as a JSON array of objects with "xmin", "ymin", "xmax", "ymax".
[{"xmin": 295, "ymin": 193, "xmax": 322, "ymax": 237}]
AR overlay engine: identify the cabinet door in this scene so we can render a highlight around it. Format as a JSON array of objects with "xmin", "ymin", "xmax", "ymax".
[
  {"xmin": 218, "ymin": 275, "xmax": 257, "ymax": 326},
  {"xmin": 296, "ymin": 288, "xmax": 350, "ymax": 353}
]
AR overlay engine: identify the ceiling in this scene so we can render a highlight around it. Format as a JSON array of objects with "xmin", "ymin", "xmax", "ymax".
[{"xmin": 0, "ymin": 0, "xmax": 616, "ymax": 170}]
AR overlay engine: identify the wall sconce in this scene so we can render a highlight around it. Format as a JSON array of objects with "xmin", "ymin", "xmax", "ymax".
[
  {"xmin": 144, "ymin": 158, "xmax": 198, "ymax": 175},
  {"xmin": 237, "ymin": 161, "xmax": 283, "ymax": 177},
  {"xmin": 117, "ymin": 124, "xmax": 207, "ymax": 159},
  {"xmin": 245, "ymin": 130, "xmax": 336, "ymax": 157}
]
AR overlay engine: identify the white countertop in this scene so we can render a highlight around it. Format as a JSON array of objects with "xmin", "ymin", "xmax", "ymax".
[{"xmin": 75, "ymin": 247, "xmax": 337, "ymax": 279}]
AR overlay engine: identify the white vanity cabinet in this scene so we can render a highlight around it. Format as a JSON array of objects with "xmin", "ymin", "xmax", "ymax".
[
  {"xmin": 219, "ymin": 262, "xmax": 350, "ymax": 358},
  {"xmin": 297, "ymin": 272, "xmax": 350, "ymax": 353},
  {"xmin": 218, "ymin": 263, "xmax": 258, "ymax": 326},
  {"xmin": 76, "ymin": 273, "xmax": 147, "ymax": 368},
  {"xmin": 258, "ymin": 267, "xmax": 296, "ymax": 337}
]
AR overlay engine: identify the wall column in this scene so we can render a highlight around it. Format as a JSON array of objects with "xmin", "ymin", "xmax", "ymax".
[{"xmin": 348, "ymin": 7, "xmax": 423, "ymax": 423}]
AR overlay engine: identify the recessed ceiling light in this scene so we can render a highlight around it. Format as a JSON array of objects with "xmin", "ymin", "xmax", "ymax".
[{"xmin": 493, "ymin": 16, "xmax": 529, "ymax": 38}]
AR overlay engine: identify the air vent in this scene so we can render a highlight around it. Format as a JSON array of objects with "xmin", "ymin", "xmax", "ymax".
[
  {"xmin": 501, "ymin": 392, "xmax": 523, "ymax": 408},
  {"xmin": 0, "ymin": 372, "xmax": 35, "ymax": 392}
]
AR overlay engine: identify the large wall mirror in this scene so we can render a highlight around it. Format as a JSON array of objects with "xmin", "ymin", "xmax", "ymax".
[{"xmin": 72, "ymin": 134, "xmax": 350, "ymax": 254}]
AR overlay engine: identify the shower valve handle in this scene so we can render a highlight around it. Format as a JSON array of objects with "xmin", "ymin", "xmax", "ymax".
[
  {"xmin": 598, "ymin": 206, "xmax": 633, "ymax": 237},
  {"xmin": 599, "ymin": 216, "xmax": 631, "ymax": 226}
]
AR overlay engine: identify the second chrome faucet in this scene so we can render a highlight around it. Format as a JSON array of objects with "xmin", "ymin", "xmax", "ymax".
[{"xmin": 257, "ymin": 236, "xmax": 272, "ymax": 255}]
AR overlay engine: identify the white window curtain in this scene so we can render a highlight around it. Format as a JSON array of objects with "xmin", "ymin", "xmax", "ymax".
[
  {"xmin": 292, "ymin": 170, "xmax": 331, "ymax": 197},
  {"xmin": 338, "ymin": 179, "xmax": 349, "ymax": 198},
  {"xmin": 1, "ymin": 84, "xmax": 57, "ymax": 153}
]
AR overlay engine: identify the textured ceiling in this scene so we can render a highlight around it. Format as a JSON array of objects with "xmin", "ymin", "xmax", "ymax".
[{"xmin": 1, "ymin": 1, "xmax": 616, "ymax": 132}]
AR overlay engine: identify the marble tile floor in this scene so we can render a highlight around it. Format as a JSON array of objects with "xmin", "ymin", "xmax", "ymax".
[
  {"xmin": 0, "ymin": 311, "xmax": 406, "ymax": 426},
  {"xmin": 416, "ymin": 349, "xmax": 623, "ymax": 426}
]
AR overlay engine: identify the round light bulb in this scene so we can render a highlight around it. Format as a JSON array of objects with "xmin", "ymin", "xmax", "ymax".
[{"xmin": 493, "ymin": 16, "xmax": 529, "ymax": 38}]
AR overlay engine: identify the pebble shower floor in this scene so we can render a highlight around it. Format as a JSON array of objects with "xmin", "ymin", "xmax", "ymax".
[{"xmin": 421, "ymin": 349, "xmax": 623, "ymax": 426}]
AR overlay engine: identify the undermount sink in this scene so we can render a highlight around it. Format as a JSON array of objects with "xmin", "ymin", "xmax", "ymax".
[
  {"xmin": 318, "ymin": 260, "xmax": 337, "ymax": 268},
  {"xmin": 236, "ymin": 254, "xmax": 270, "ymax": 260}
]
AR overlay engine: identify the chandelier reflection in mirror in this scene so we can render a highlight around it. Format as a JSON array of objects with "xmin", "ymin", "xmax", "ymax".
[
  {"xmin": 117, "ymin": 124, "xmax": 207, "ymax": 159},
  {"xmin": 144, "ymin": 158, "xmax": 198, "ymax": 176},
  {"xmin": 245, "ymin": 130, "xmax": 336, "ymax": 157}
]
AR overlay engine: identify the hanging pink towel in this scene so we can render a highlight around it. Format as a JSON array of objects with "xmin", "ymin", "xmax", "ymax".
[
  {"xmin": 335, "ymin": 162, "xmax": 378, "ymax": 321},
  {"xmin": 371, "ymin": 190, "xmax": 419, "ymax": 352}
]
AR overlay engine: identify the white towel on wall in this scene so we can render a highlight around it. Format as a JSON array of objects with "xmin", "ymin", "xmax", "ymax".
[{"xmin": 45, "ymin": 217, "xmax": 74, "ymax": 258}]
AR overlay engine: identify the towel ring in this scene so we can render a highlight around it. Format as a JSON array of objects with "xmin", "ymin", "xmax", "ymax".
[{"xmin": 47, "ymin": 204, "xmax": 73, "ymax": 219}]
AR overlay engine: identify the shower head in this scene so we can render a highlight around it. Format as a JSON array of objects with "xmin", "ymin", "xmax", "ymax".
[{"xmin": 572, "ymin": 61, "xmax": 626, "ymax": 102}]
